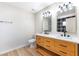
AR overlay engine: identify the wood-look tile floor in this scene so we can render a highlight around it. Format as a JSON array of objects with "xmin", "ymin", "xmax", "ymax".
[{"xmin": 0, "ymin": 47, "xmax": 41, "ymax": 56}]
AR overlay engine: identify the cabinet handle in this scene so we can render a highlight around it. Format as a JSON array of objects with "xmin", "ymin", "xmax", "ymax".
[
  {"xmin": 59, "ymin": 51, "xmax": 67, "ymax": 54},
  {"xmin": 59, "ymin": 44, "xmax": 67, "ymax": 47},
  {"xmin": 46, "ymin": 41, "xmax": 50, "ymax": 42}
]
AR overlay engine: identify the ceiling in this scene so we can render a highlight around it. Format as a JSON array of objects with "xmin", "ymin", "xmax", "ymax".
[{"xmin": 2, "ymin": 2, "xmax": 53, "ymax": 13}]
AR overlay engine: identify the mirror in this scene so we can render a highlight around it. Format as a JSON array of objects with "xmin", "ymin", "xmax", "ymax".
[
  {"xmin": 57, "ymin": 4, "xmax": 77, "ymax": 34},
  {"xmin": 42, "ymin": 11, "xmax": 52, "ymax": 34},
  {"xmin": 66, "ymin": 16, "xmax": 76, "ymax": 34}
]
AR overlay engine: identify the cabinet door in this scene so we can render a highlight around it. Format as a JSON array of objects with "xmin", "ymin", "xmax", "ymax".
[
  {"xmin": 40, "ymin": 36, "xmax": 44, "ymax": 45},
  {"xmin": 36, "ymin": 36, "xmax": 44, "ymax": 46},
  {"xmin": 36, "ymin": 36, "xmax": 42, "ymax": 45}
]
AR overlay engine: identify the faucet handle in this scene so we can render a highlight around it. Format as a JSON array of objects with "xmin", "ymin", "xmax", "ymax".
[{"xmin": 67, "ymin": 35, "xmax": 70, "ymax": 37}]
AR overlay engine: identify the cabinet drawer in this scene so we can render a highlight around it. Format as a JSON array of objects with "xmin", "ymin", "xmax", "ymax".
[
  {"xmin": 44, "ymin": 38, "xmax": 51, "ymax": 44},
  {"xmin": 55, "ymin": 47, "xmax": 75, "ymax": 56},
  {"xmin": 54, "ymin": 39, "xmax": 75, "ymax": 52},
  {"xmin": 55, "ymin": 47, "xmax": 68, "ymax": 56},
  {"xmin": 44, "ymin": 38, "xmax": 54, "ymax": 45}
]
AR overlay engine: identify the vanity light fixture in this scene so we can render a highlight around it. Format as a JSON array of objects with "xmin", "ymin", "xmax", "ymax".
[
  {"xmin": 58, "ymin": 2, "xmax": 73, "ymax": 13},
  {"xmin": 42, "ymin": 11, "xmax": 51, "ymax": 17}
]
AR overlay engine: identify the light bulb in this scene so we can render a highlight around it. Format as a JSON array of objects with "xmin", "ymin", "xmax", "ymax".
[
  {"xmin": 68, "ymin": 2, "xmax": 73, "ymax": 10},
  {"xmin": 63, "ymin": 4, "xmax": 67, "ymax": 11}
]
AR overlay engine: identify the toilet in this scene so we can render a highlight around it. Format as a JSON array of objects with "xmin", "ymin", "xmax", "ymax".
[{"xmin": 28, "ymin": 39, "xmax": 36, "ymax": 48}]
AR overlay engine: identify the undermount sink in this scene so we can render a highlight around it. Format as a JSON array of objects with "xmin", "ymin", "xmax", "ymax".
[
  {"xmin": 57, "ymin": 34, "xmax": 72, "ymax": 39},
  {"xmin": 60, "ymin": 36, "xmax": 72, "ymax": 39},
  {"xmin": 48, "ymin": 33, "xmax": 73, "ymax": 39}
]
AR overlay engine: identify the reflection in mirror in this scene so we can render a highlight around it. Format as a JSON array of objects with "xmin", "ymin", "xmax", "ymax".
[
  {"xmin": 63, "ymin": 21, "xmax": 66, "ymax": 26},
  {"xmin": 66, "ymin": 16, "xmax": 76, "ymax": 34}
]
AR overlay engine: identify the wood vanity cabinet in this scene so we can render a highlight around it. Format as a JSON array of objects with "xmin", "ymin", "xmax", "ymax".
[{"xmin": 36, "ymin": 35, "xmax": 79, "ymax": 56}]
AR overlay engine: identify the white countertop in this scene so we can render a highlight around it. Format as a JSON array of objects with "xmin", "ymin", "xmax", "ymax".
[{"xmin": 36, "ymin": 33, "xmax": 79, "ymax": 44}]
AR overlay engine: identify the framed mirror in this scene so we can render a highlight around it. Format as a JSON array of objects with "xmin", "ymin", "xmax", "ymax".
[
  {"xmin": 42, "ymin": 11, "xmax": 52, "ymax": 34},
  {"xmin": 57, "ymin": 4, "xmax": 77, "ymax": 34}
]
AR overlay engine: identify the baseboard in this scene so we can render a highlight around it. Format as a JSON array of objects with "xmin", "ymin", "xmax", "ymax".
[{"xmin": 0, "ymin": 44, "xmax": 28, "ymax": 55}]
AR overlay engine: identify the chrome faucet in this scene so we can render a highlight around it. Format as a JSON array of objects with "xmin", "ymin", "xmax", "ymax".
[
  {"xmin": 61, "ymin": 31, "xmax": 70, "ymax": 37},
  {"xmin": 63, "ymin": 31, "xmax": 67, "ymax": 37}
]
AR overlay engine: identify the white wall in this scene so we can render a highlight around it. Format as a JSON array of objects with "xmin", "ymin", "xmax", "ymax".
[
  {"xmin": 35, "ymin": 2, "xmax": 61, "ymax": 34},
  {"xmin": 74, "ymin": 2, "xmax": 79, "ymax": 36},
  {"xmin": 0, "ymin": 3, "xmax": 35, "ymax": 52}
]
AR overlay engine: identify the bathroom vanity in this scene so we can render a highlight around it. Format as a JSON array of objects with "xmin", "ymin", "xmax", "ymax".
[{"xmin": 36, "ymin": 34, "xmax": 79, "ymax": 56}]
